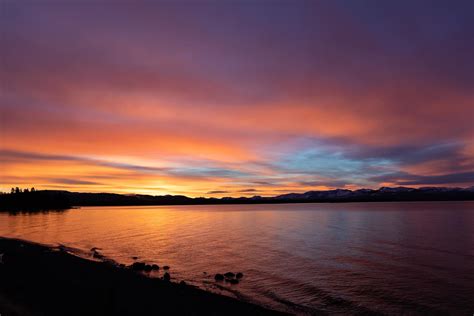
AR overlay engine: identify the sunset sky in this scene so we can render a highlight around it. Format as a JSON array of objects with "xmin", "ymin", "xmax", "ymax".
[{"xmin": 1, "ymin": 1, "xmax": 474, "ymax": 196}]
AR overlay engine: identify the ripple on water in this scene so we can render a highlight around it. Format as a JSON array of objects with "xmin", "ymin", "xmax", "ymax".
[{"xmin": 1, "ymin": 202, "xmax": 474, "ymax": 314}]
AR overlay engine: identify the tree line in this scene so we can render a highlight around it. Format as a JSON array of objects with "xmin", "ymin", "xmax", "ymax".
[{"xmin": 9, "ymin": 187, "xmax": 36, "ymax": 194}]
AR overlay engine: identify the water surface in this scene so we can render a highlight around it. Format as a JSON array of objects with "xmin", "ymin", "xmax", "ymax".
[{"xmin": 1, "ymin": 202, "xmax": 473, "ymax": 314}]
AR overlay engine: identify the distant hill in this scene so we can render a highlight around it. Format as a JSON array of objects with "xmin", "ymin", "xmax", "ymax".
[
  {"xmin": 273, "ymin": 186, "xmax": 474, "ymax": 202},
  {"xmin": 1, "ymin": 186, "xmax": 474, "ymax": 211}
]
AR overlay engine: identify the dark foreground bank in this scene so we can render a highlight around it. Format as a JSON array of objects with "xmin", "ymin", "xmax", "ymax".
[{"xmin": 0, "ymin": 237, "xmax": 285, "ymax": 316}]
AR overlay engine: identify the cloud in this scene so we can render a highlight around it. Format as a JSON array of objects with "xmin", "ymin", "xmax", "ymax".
[
  {"xmin": 50, "ymin": 178, "xmax": 102, "ymax": 185},
  {"xmin": 0, "ymin": 149, "xmax": 168, "ymax": 174},
  {"xmin": 0, "ymin": 149, "xmax": 83, "ymax": 162},
  {"xmin": 345, "ymin": 142, "xmax": 465, "ymax": 166},
  {"xmin": 371, "ymin": 171, "xmax": 474, "ymax": 186},
  {"xmin": 237, "ymin": 189, "xmax": 258, "ymax": 193},
  {"xmin": 1, "ymin": 2, "xmax": 474, "ymax": 194},
  {"xmin": 252, "ymin": 181, "xmax": 274, "ymax": 186},
  {"xmin": 207, "ymin": 190, "xmax": 229, "ymax": 194},
  {"xmin": 298, "ymin": 180, "xmax": 350, "ymax": 188},
  {"xmin": 0, "ymin": 148, "xmax": 278, "ymax": 195}
]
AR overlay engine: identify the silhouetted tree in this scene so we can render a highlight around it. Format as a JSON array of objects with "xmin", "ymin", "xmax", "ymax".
[
  {"xmin": 15, "ymin": 187, "xmax": 21, "ymax": 194},
  {"xmin": 31, "ymin": 187, "xmax": 36, "ymax": 192},
  {"xmin": 24, "ymin": 188, "xmax": 29, "ymax": 193},
  {"xmin": 11, "ymin": 188, "xmax": 15, "ymax": 194}
]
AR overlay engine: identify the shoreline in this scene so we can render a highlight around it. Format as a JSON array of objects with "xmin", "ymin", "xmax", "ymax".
[
  {"xmin": 2, "ymin": 199, "xmax": 474, "ymax": 214},
  {"xmin": 0, "ymin": 237, "xmax": 285, "ymax": 316},
  {"xmin": 2, "ymin": 188, "xmax": 473, "ymax": 213}
]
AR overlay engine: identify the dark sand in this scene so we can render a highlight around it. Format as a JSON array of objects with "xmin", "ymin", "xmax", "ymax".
[{"xmin": 0, "ymin": 237, "xmax": 285, "ymax": 316}]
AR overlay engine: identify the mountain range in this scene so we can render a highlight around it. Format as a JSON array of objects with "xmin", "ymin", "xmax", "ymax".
[{"xmin": 1, "ymin": 186, "xmax": 474, "ymax": 211}]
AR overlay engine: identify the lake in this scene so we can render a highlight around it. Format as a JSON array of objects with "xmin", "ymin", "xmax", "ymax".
[{"xmin": 1, "ymin": 202, "xmax": 473, "ymax": 314}]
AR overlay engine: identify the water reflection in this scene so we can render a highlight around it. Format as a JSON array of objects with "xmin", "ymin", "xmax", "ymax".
[
  {"xmin": 1, "ymin": 202, "xmax": 473, "ymax": 314},
  {"xmin": 5, "ymin": 208, "xmax": 70, "ymax": 215}
]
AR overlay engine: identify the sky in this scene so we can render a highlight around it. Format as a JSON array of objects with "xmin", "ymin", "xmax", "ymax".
[{"xmin": 1, "ymin": 1, "xmax": 474, "ymax": 197}]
